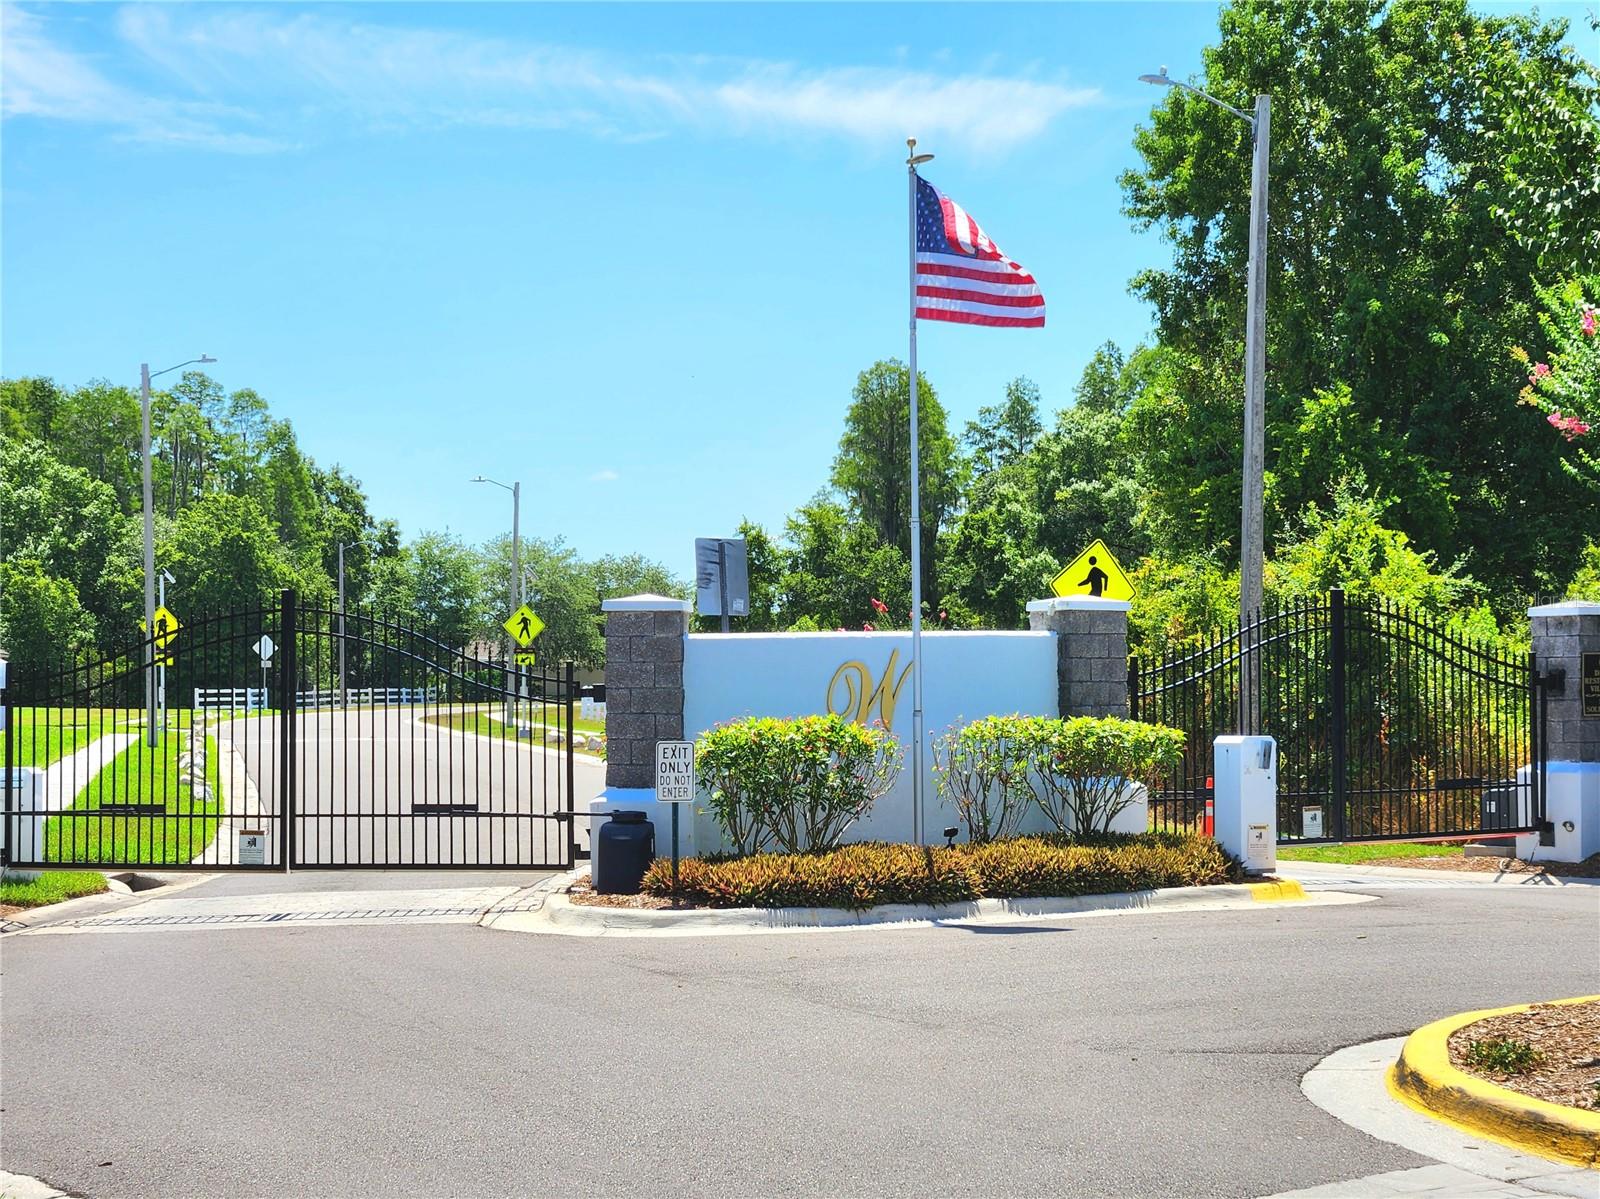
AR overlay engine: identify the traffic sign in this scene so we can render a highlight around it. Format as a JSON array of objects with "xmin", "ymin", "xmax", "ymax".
[
  {"xmin": 1049, "ymin": 539, "xmax": 1135, "ymax": 602},
  {"xmin": 151, "ymin": 605, "xmax": 181, "ymax": 648},
  {"xmin": 253, "ymin": 634, "xmax": 275, "ymax": 664},
  {"xmin": 514, "ymin": 651, "xmax": 537, "ymax": 667},
  {"xmin": 655, "ymin": 741, "xmax": 695, "ymax": 803},
  {"xmin": 503, "ymin": 604, "xmax": 545, "ymax": 648}
]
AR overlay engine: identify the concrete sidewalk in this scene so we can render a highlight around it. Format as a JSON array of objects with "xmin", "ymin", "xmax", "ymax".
[{"xmin": 1279, "ymin": 859, "xmax": 1600, "ymax": 887}]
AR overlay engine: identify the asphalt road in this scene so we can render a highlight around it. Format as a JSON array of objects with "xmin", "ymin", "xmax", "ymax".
[
  {"xmin": 214, "ymin": 705, "xmax": 606, "ymax": 866},
  {"xmin": 3, "ymin": 884, "xmax": 1596, "ymax": 1198}
]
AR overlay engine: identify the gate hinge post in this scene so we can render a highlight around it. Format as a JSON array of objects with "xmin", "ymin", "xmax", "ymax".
[{"xmin": 1536, "ymin": 667, "xmax": 1566, "ymax": 694}]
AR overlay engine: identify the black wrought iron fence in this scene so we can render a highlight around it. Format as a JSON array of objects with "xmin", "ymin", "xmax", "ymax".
[{"xmin": 1131, "ymin": 588, "xmax": 1549, "ymax": 844}]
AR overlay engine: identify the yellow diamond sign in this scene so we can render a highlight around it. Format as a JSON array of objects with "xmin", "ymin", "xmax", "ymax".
[
  {"xmin": 1049, "ymin": 539, "xmax": 1135, "ymax": 602},
  {"xmin": 150, "ymin": 605, "xmax": 182, "ymax": 648},
  {"xmin": 503, "ymin": 604, "xmax": 545, "ymax": 648}
]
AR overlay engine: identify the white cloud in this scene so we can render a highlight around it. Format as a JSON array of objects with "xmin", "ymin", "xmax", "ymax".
[
  {"xmin": 0, "ymin": 4, "xmax": 286, "ymax": 152},
  {"xmin": 589, "ymin": 469, "xmax": 620, "ymax": 484},
  {"xmin": 3, "ymin": 4, "xmax": 1098, "ymax": 154}
]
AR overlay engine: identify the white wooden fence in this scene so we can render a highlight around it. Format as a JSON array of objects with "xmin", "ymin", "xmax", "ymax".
[{"xmin": 194, "ymin": 687, "xmax": 268, "ymax": 712}]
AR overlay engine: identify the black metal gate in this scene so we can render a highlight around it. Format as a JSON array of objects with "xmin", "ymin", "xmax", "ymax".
[
  {"xmin": 2, "ymin": 590, "xmax": 584, "ymax": 871},
  {"xmin": 1131, "ymin": 588, "xmax": 1554, "ymax": 845}
]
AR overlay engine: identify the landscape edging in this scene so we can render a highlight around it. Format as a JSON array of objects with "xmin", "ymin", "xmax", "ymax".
[
  {"xmin": 523, "ymin": 878, "xmax": 1308, "ymax": 935},
  {"xmin": 1388, "ymin": 996, "xmax": 1600, "ymax": 1169}
]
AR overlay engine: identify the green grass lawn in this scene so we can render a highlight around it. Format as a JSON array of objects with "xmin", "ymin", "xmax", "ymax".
[
  {"xmin": 44, "ymin": 730, "xmax": 223, "ymax": 865},
  {"xmin": 1276, "ymin": 841, "xmax": 1467, "ymax": 864},
  {"xmin": 427, "ymin": 706, "xmax": 604, "ymax": 742},
  {"xmin": 3, "ymin": 708, "xmax": 132, "ymax": 767},
  {"xmin": 0, "ymin": 871, "xmax": 109, "ymax": 909}
]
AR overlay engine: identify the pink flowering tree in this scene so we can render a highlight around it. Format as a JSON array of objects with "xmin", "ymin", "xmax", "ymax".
[{"xmin": 1514, "ymin": 275, "xmax": 1599, "ymax": 485}]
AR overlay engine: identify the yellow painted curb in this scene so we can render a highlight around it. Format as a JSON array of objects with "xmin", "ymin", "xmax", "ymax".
[
  {"xmin": 1248, "ymin": 880, "xmax": 1307, "ymax": 902},
  {"xmin": 1388, "ymin": 995, "xmax": 1600, "ymax": 1169}
]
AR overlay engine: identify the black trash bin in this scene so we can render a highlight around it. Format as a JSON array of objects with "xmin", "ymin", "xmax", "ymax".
[{"xmin": 595, "ymin": 810, "xmax": 655, "ymax": 894}]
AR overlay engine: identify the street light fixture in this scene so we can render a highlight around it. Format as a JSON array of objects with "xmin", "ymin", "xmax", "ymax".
[
  {"xmin": 141, "ymin": 354, "xmax": 216, "ymax": 747},
  {"xmin": 1140, "ymin": 66, "xmax": 1271, "ymax": 731}
]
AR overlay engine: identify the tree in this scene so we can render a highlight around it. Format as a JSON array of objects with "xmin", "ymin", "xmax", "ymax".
[
  {"xmin": 777, "ymin": 499, "xmax": 912, "ymax": 631},
  {"xmin": 1121, "ymin": 0, "xmax": 1600, "ymax": 598},
  {"xmin": 830, "ymin": 360, "xmax": 962, "ymax": 600},
  {"xmin": 0, "ymin": 439, "xmax": 132, "ymax": 640},
  {"xmin": 1513, "ymin": 275, "xmax": 1599, "ymax": 488},
  {"xmin": 0, "ymin": 559, "xmax": 94, "ymax": 678},
  {"xmin": 159, "ymin": 493, "xmax": 303, "ymax": 619},
  {"xmin": 964, "ymin": 377, "xmax": 1043, "ymax": 475}
]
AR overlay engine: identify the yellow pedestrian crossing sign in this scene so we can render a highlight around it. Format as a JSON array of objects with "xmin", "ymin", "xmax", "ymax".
[
  {"xmin": 150, "ymin": 605, "xmax": 181, "ymax": 648},
  {"xmin": 503, "ymin": 604, "xmax": 545, "ymax": 648},
  {"xmin": 1049, "ymin": 539, "xmax": 1135, "ymax": 602}
]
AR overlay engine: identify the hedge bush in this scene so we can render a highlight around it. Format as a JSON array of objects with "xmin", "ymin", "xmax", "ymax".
[
  {"xmin": 696, "ymin": 714, "xmax": 902, "ymax": 854},
  {"xmin": 933, "ymin": 714, "xmax": 1185, "ymax": 839},
  {"xmin": 640, "ymin": 831, "xmax": 1238, "ymax": 909}
]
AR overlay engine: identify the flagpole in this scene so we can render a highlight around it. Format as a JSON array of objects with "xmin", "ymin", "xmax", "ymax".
[{"xmin": 906, "ymin": 138, "xmax": 931, "ymax": 846}]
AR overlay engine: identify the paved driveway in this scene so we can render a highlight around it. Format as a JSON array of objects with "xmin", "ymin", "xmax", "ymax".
[{"xmin": 2, "ymin": 882, "xmax": 1596, "ymax": 1198}]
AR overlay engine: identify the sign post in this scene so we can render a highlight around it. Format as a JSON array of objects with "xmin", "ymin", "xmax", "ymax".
[
  {"xmin": 253, "ymin": 635, "xmax": 275, "ymax": 711},
  {"xmin": 694, "ymin": 538, "xmax": 749, "ymax": 633},
  {"xmin": 502, "ymin": 604, "xmax": 545, "ymax": 736},
  {"xmin": 655, "ymin": 740, "xmax": 695, "ymax": 892}
]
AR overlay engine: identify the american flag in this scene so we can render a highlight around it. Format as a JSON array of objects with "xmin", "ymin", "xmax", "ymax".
[{"xmin": 915, "ymin": 175, "xmax": 1044, "ymax": 328}]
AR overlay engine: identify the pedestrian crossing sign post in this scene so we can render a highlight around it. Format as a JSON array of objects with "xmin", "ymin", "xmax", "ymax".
[
  {"xmin": 1049, "ymin": 539, "xmax": 1135, "ymax": 602},
  {"xmin": 503, "ymin": 604, "xmax": 545, "ymax": 648}
]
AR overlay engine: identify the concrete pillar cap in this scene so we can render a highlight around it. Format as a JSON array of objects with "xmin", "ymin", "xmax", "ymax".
[
  {"xmin": 1025, "ymin": 596, "xmax": 1132, "ymax": 614},
  {"xmin": 601, "ymin": 594, "xmax": 693, "ymax": 613},
  {"xmin": 1528, "ymin": 600, "xmax": 1600, "ymax": 617}
]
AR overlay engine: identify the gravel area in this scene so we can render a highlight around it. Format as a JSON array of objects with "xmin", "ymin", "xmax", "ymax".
[{"xmin": 1448, "ymin": 999, "xmax": 1600, "ymax": 1111}]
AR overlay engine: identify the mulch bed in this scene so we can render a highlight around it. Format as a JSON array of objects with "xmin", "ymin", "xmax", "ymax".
[
  {"xmin": 1382, "ymin": 852, "xmax": 1600, "ymax": 879},
  {"xmin": 1448, "ymin": 1000, "xmax": 1600, "ymax": 1111},
  {"xmin": 565, "ymin": 873, "xmax": 676, "ymax": 910}
]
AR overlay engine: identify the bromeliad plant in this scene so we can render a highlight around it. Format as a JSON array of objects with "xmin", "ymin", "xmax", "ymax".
[
  {"xmin": 934, "ymin": 714, "xmax": 1185, "ymax": 839},
  {"xmin": 696, "ymin": 714, "xmax": 902, "ymax": 855}
]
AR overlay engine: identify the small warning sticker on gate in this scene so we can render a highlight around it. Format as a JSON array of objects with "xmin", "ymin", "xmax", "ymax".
[{"xmin": 238, "ymin": 830, "xmax": 266, "ymax": 866}]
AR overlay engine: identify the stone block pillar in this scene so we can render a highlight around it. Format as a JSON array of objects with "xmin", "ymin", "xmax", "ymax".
[
  {"xmin": 1025, "ymin": 596, "xmax": 1131, "ymax": 718},
  {"xmin": 600, "ymin": 594, "xmax": 691, "ymax": 789},
  {"xmin": 1525, "ymin": 601, "xmax": 1600, "ymax": 863}
]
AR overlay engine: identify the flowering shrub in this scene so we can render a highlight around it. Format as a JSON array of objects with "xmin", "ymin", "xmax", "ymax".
[
  {"xmin": 934, "ymin": 713, "xmax": 1186, "ymax": 839},
  {"xmin": 1514, "ymin": 274, "xmax": 1598, "ymax": 483},
  {"xmin": 695, "ymin": 713, "xmax": 902, "ymax": 854},
  {"xmin": 932, "ymin": 714, "xmax": 1041, "ymax": 843}
]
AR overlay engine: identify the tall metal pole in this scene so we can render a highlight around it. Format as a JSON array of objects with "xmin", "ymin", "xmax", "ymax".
[
  {"xmin": 140, "ymin": 363, "xmax": 158, "ymax": 749},
  {"xmin": 1240, "ymin": 94, "xmax": 1270, "ymax": 733},
  {"xmin": 906, "ymin": 142, "xmax": 926, "ymax": 846},
  {"xmin": 337, "ymin": 542, "xmax": 347, "ymax": 707},
  {"xmin": 511, "ymin": 481, "xmax": 522, "ymax": 731}
]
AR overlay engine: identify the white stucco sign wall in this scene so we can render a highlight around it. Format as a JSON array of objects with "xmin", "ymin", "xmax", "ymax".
[{"xmin": 682, "ymin": 630, "xmax": 1058, "ymax": 852}]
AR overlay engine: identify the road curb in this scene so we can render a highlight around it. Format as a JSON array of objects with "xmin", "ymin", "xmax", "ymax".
[
  {"xmin": 485, "ymin": 876, "xmax": 1353, "ymax": 937},
  {"xmin": 1388, "ymin": 996, "xmax": 1600, "ymax": 1169}
]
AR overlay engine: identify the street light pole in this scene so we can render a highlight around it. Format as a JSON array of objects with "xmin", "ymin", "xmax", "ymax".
[
  {"xmin": 1139, "ymin": 68, "xmax": 1270, "ymax": 731},
  {"xmin": 141, "ymin": 354, "xmax": 214, "ymax": 748},
  {"xmin": 337, "ymin": 541, "xmax": 348, "ymax": 707},
  {"xmin": 472, "ymin": 476, "xmax": 522, "ymax": 729}
]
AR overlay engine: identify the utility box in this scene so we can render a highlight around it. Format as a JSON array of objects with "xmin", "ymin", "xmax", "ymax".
[{"xmin": 1214, "ymin": 736, "xmax": 1278, "ymax": 875}]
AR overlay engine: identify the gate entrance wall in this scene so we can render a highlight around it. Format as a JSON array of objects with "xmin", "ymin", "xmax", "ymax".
[{"xmin": 2, "ymin": 590, "xmax": 582, "ymax": 872}]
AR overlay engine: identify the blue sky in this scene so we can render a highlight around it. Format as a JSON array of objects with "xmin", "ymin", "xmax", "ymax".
[{"xmin": 3, "ymin": 2, "xmax": 1589, "ymax": 574}]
